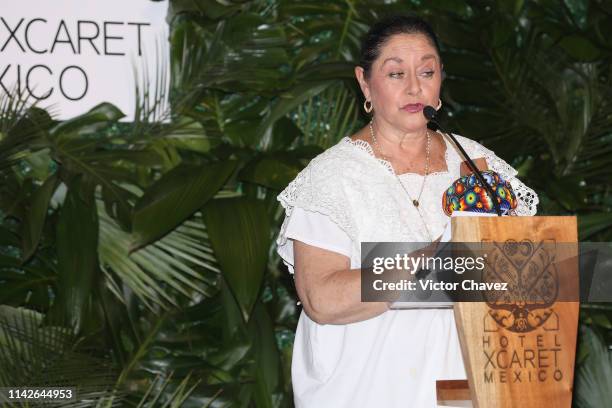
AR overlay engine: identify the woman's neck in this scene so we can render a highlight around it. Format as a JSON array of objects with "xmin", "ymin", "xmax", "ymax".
[{"xmin": 372, "ymin": 117, "xmax": 428, "ymax": 157}]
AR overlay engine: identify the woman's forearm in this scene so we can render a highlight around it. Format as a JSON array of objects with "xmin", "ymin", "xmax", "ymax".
[
  {"xmin": 294, "ymin": 239, "xmax": 440, "ymax": 325},
  {"xmin": 301, "ymin": 267, "xmax": 390, "ymax": 325}
]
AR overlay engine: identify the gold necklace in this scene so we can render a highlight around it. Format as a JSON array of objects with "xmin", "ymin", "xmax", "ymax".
[
  {"xmin": 368, "ymin": 119, "xmax": 433, "ymax": 241},
  {"xmin": 369, "ymin": 120, "xmax": 431, "ymax": 207}
]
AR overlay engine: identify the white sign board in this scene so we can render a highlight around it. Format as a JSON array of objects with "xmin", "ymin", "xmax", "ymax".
[{"xmin": 0, "ymin": 0, "xmax": 169, "ymax": 121}]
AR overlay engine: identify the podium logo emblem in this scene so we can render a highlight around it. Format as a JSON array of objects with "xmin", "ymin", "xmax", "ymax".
[{"xmin": 483, "ymin": 240, "xmax": 558, "ymax": 333}]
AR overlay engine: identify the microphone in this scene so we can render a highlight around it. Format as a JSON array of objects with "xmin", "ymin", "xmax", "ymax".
[{"xmin": 423, "ymin": 106, "xmax": 502, "ymax": 216}]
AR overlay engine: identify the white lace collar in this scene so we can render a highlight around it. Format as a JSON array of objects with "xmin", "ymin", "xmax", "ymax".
[{"xmin": 339, "ymin": 134, "xmax": 455, "ymax": 177}]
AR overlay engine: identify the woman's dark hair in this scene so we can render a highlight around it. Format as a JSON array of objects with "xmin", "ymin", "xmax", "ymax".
[{"xmin": 359, "ymin": 15, "xmax": 442, "ymax": 78}]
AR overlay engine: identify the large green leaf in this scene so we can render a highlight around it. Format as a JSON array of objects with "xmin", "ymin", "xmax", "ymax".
[
  {"xmin": 249, "ymin": 302, "xmax": 281, "ymax": 408},
  {"xmin": 50, "ymin": 102, "xmax": 125, "ymax": 138},
  {"xmin": 165, "ymin": 116, "xmax": 214, "ymax": 154},
  {"xmin": 51, "ymin": 177, "xmax": 99, "ymax": 332},
  {"xmin": 558, "ymin": 35, "xmax": 601, "ymax": 61},
  {"xmin": 238, "ymin": 154, "xmax": 301, "ymax": 190},
  {"xmin": 20, "ymin": 174, "xmax": 59, "ymax": 262},
  {"xmin": 131, "ymin": 161, "xmax": 237, "ymax": 250},
  {"xmin": 203, "ymin": 197, "xmax": 270, "ymax": 321}
]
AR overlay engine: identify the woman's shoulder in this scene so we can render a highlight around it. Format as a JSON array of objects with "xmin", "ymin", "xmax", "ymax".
[
  {"xmin": 277, "ymin": 137, "xmax": 367, "ymax": 241},
  {"xmin": 308, "ymin": 137, "xmax": 353, "ymax": 165},
  {"xmin": 300, "ymin": 136, "xmax": 376, "ymax": 178},
  {"xmin": 277, "ymin": 135, "xmax": 380, "ymax": 210}
]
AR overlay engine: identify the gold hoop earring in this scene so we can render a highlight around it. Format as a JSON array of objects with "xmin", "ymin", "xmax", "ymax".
[
  {"xmin": 364, "ymin": 100, "xmax": 373, "ymax": 113},
  {"xmin": 436, "ymin": 99, "xmax": 443, "ymax": 110}
]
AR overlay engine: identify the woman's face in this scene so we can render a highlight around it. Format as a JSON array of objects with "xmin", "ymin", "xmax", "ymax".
[{"xmin": 356, "ymin": 33, "xmax": 443, "ymax": 133}]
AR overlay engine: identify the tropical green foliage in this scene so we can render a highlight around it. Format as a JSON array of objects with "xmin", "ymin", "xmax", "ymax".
[{"xmin": 0, "ymin": 0, "xmax": 611, "ymax": 406}]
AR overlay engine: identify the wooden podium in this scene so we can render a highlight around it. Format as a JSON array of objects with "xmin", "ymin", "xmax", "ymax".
[{"xmin": 437, "ymin": 216, "xmax": 579, "ymax": 408}]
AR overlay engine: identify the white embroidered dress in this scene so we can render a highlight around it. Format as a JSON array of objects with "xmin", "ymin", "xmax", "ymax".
[{"xmin": 276, "ymin": 133, "xmax": 538, "ymax": 408}]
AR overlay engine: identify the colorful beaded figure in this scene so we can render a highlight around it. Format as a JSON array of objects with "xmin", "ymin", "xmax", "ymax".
[{"xmin": 442, "ymin": 170, "xmax": 518, "ymax": 216}]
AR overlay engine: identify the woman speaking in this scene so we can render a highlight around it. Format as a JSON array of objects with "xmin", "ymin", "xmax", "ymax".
[{"xmin": 276, "ymin": 15, "xmax": 538, "ymax": 407}]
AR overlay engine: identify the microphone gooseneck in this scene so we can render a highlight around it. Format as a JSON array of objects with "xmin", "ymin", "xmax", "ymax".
[{"xmin": 423, "ymin": 106, "xmax": 502, "ymax": 216}]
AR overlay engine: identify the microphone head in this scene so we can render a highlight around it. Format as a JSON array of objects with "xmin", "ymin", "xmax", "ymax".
[{"xmin": 423, "ymin": 105, "xmax": 437, "ymax": 121}]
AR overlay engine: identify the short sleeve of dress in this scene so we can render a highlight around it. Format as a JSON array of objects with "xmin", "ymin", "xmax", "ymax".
[
  {"xmin": 276, "ymin": 207, "xmax": 352, "ymax": 275},
  {"xmin": 275, "ymin": 143, "xmax": 359, "ymax": 274}
]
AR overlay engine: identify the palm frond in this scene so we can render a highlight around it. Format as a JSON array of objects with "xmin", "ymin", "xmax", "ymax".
[
  {"xmin": 291, "ymin": 82, "xmax": 360, "ymax": 148},
  {"xmin": 0, "ymin": 91, "xmax": 52, "ymax": 173},
  {"xmin": 99, "ymin": 206, "xmax": 219, "ymax": 311},
  {"xmin": 0, "ymin": 306, "xmax": 119, "ymax": 405},
  {"xmin": 574, "ymin": 325, "xmax": 612, "ymax": 408}
]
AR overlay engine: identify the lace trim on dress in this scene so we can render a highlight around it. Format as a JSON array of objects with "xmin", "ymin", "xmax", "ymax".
[
  {"xmin": 508, "ymin": 178, "xmax": 539, "ymax": 216},
  {"xmin": 340, "ymin": 136, "xmax": 450, "ymax": 177},
  {"xmin": 343, "ymin": 133, "xmax": 539, "ymax": 216}
]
